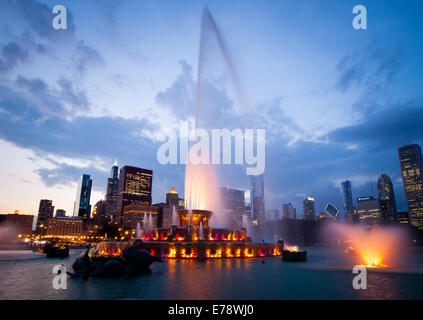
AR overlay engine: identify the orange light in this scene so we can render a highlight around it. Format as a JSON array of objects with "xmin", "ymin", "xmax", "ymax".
[
  {"xmin": 244, "ymin": 248, "xmax": 254, "ymax": 257},
  {"xmin": 166, "ymin": 247, "xmax": 176, "ymax": 258},
  {"xmin": 180, "ymin": 248, "xmax": 196, "ymax": 258},
  {"xmin": 207, "ymin": 248, "xmax": 222, "ymax": 258},
  {"xmin": 286, "ymin": 245, "xmax": 299, "ymax": 252}
]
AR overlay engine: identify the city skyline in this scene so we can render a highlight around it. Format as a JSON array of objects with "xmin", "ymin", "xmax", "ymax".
[
  {"xmin": 3, "ymin": 144, "xmax": 422, "ymax": 223},
  {"xmin": 0, "ymin": 0, "xmax": 422, "ymax": 218}
]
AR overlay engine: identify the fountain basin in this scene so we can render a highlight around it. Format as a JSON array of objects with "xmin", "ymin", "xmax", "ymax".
[
  {"xmin": 176, "ymin": 209, "xmax": 212, "ymax": 228},
  {"xmin": 96, "ymin": 241, "xmax": 283, "ymax": 259}
]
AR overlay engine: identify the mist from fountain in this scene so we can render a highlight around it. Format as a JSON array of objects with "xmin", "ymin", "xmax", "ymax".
[
  {"xmin": 242, "ymin": 215, "xmax": 248, "ymax": 229},
  {"xmin": 326, "ymin": 223, "xmax": 406, "ymax": 267}
]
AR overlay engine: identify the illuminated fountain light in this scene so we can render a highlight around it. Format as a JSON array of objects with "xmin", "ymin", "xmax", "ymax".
[
  {"xmin": 285, "ymin": 245, "xmax": 299, "ymax": 252},
  {"xmin": 330, "ymin": 224, "xmax": 404, "ymax": 268}
]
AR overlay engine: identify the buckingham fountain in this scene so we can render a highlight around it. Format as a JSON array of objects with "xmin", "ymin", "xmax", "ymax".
[
  {"xmin": 83, "ymin": 8, "xmax": 284, "ymax": 267},
  {"xmin": 95, "ymin": 209, "xmax": 283, "ymax": 260}
]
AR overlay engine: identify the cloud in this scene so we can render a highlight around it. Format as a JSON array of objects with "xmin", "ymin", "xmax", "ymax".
[
  {"xmin": 95, "ymin": 0, "xmax": 123, "ymax": 34},
  {"xmin": 0, "ymin": 42, "xmax": 30, "ymax": 72},
  {"xmin": 56, "ymin": 78, "xmax": 89, "ymax": 111},
  {"xmin": 13, "ymin": 75, "xmax": 89, "ymax": 116},
  {"xmin": 155, "ymin": 60, "xmax": 196, "ymax": 120},
  {"xmin": 0, "ymin": 0, "xmax": 76, "ymax": 43},
  {"xmin": 0, "ymin": 78, "xmax": 187, "ymax": 199},
  {"xmin": 327, "ymin": 100, "xmax": 423, "ymax": 150},
  {"xmin": 336, "ymin": 44, "xmax": 403, "ymax": 92},
  {"xmin": 0, "ymin": 1, "xmax": 104, "ymax": 78},
  {"xmin": 74, "ymin": 40, "xmax": 105, "ymax": 74}
]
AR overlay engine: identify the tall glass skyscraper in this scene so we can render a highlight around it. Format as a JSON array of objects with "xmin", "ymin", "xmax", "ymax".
[
  {"xmin": 251, "ymin": 174, "xmax": 265, "ymax": 224},
  {"xmin": 377, "ymin": 171, "xmax": 397, "ymax": 223},
  {"xmin": 398, "ymin": 144, "xmax": 423, "ymax": 229},
  {"xmin": 73, "ymin": 174, "xmax": 92, "ymax": 218},
  {"xmin": 342, "ymin": 180, "xmax": 354, "ymax": 217},
  {"xmin": 105, "ymin": 159, "xmax": 119, "ymax": 220}
]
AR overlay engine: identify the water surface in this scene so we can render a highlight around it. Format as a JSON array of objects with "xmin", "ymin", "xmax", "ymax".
[{"xmin": 1, "ymin": 248, "xmax": 422, "ymax": 300}]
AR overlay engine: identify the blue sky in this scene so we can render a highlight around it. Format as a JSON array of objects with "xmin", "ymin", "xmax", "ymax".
[{"xmin": 0, "ymin": 0, "xmax": 422, "ymax": 217}]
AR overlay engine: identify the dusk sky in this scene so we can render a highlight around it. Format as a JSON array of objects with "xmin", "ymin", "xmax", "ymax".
[{"xmin": 0, "ymin": 0, "xmax": 422, "ymax": 218}]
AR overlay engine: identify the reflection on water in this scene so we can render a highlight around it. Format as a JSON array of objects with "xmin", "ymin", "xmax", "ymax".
[{"xmin": 1, "ymin": 248, "xmax": 423, "ymax": 300}]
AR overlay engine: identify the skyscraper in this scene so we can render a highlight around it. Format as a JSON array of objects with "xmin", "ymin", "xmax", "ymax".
[
  {"xmin": 220, "ymin": 187, "xmax": 246, "ymax": 228},
  {"xmin": 73, "ymin": 174, "xmax": 92, "ymax": 218},
  {"xmin": 398, "ymin": 144, "xmax": 423, "ymax": 229},
  {"xmin": 303, "ymin": 197, "xmax": 316, "ymax": 220},
  {"xmin": 377, "ymin": 171, "xmax": 397, "ymax": 223},
  {"xmin": 282, "ymin": 202, "xmax": 296, "ymax": 219},
  {"xmin": 357, "ymin": 196, "xmax": 381, "ymax": 226},
  {"xmin": 251, "ymin": 175, "xmax": 265, "ymax": 224},
  {"xmin": 342, "ymin": 180, "xmax": 354, "ymax": 217},
  {"xmin": 116, "ymin": 166, "xmax": 153, "ymax": 225},
  {"xmin": 55, "ymin": 209, "xmax": 66, "ymax": 217},
  {"xmin": 105, "ymin": 160, "xmax": 119, "ymax": 220},
  {"xmin": 36, "ymin": 199, "xmax": 54, "ymax": 232}
]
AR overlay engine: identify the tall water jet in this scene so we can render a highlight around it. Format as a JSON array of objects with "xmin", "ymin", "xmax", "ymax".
[
  {"xmin": 144, "ymin": 213, "xmax": 150, "ymax": 230},
  {"xmin": 171, "ymin": 205, "xmax": 177, "ymax": 226},
  {"xmin": 184, "ymin": 7, "xmax": 254, "ymax": 228},
  {"xmin": 148, "ymin": 214, "xmax": 153, "ymax": 230},
  {"xmin": 135, "ymin": 222, "xmax": 141, "ymax": 240}
]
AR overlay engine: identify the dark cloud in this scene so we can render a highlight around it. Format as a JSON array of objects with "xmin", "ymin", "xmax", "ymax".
[
  {"xmin": 328, "ymin": 100, "xmax": 423, "ymax": 150},
  {"xmin": 0, "ymin": 42, "xmax": 30, "ymax": 72},
  {"xmin": 13, "ymin": 75, "xmax": 89, "ymax": 116},
  {"xmin": 0, "ymin": 1, "xmax": 104, "ymax": 78},
  {"xmin": 336, "ymin": 44, "xmax": 403, "ymax": 92}
]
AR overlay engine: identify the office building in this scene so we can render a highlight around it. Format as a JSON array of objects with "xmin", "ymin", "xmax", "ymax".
[
  {"xmin": 282, "ymin": 202, "xmax": 296, "ymax": 219},
  {"xmin": 73, "ymin": 174, "xmax": 92, "ymax": 219},
  {"xmin": 36, "ymin": 199, "xmax": 54, "ymax": 233},
  {"xmin": 398, "ymin": 144, "xmax": 423, "ymax": 229},
  {"xmin": 116, "ymin": 166, "xmax": 153, "ymax": 225},
  {"xmin": 105, "ymin": 160, "xmax": 119, "ymax": 220},
  {"xmin": 357, "ymin": 196, "xmax": 381, "ymax": 225},
  {"xmin": 342, "ymin": 180, "xmax": 354, "ymax": 216},
  {"xmin": 0, "ymin": 211, "xmax": 34, "ymax": 241},
  {"xmin": 55, "ymin": 209, "xmax": 66, "ymax": 217},
  {"xmin": 220, "ymin": 187, "xmax": 246, "ymax": 228},
  {"xmin": 303, "ymin": 197, "xmax": 316, "ymax": 220},
  {"xmin": 377, "ymin": 171, "xmax": 397, "ymax": 223}
]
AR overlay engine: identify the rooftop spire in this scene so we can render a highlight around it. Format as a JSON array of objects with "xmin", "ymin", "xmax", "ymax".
[{"xmin": 113, "ymin": 158, "xmax": 118, "ymax": 167}]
